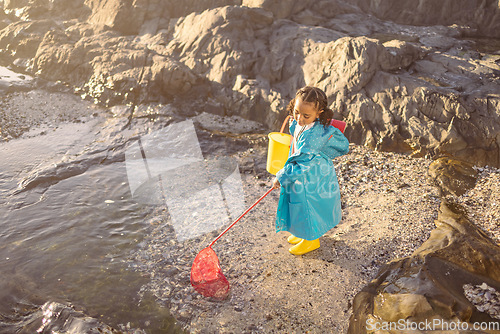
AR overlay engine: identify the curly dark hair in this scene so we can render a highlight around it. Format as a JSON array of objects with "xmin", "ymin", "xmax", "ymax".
[{"xmin": 286, "ymin": 86, "xmax": 333, "ymax": 127}]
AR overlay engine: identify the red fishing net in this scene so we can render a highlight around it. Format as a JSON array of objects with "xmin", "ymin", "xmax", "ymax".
[
  {"xmin": 190, "ymin": 188, "xmax": 274, "ymax": 300},
  {"xmin": 190, "ymin": 247, "xmax": 230, "ymax": 300}
]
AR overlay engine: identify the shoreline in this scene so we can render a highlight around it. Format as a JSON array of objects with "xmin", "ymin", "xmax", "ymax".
[{"xmin": 134, "ymin": 144, "xmax": 480, "ymax": 333}]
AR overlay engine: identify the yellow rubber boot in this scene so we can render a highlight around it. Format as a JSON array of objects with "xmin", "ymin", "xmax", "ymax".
[
  {"xmin": 287, "ymin": 234, "xmax": 303, "ymax": 244},
  {"xmin": 289, "ymin": 239, "xmax": 320, "ymax": 255}
]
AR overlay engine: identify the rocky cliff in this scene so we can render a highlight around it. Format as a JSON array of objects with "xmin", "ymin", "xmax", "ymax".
[{"xmin": 1, "ymin": 0, "xmax": 499, "ymax": 167}]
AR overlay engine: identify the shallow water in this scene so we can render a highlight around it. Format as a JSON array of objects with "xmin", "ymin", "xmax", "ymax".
[
  {"xmin": 0, "ymin": 68, "xmax": 267, "ymax": 332},
  {"xmin": 0, "ymin": 105, "xmax": 184, "ymax": 332}
]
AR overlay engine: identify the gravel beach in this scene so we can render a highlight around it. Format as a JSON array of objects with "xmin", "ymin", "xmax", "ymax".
[{"xmin": 129, "ymin": 142, "xmax": 499, "ymax": 333}]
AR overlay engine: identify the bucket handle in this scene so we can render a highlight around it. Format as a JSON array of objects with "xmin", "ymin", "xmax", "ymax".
[
  {"xmin": 278, "ymin": 115, "xmax": 293, "ymax": 152},
  {"xmin": 279, "ymin": 115, "xmax": 291, "ymax": 133}
]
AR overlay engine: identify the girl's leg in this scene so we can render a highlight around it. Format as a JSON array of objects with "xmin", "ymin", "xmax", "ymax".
[
  {"xmin": 289, "ymin": 239, "xmax": 320, "ymax": 255},
  {"xmin": 287, "ymin": 234, "xmax": 303, "ymax": 244}
]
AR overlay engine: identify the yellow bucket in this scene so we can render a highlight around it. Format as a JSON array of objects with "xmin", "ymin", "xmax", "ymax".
[{"xmin": 266, "ymin": 132, "xmax": 291, "ymax": 175}]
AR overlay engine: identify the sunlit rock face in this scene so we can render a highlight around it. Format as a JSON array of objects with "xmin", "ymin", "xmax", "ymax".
[{"xmin": 0, "ymin": 0, "xmax": 499, "ymax": 167}]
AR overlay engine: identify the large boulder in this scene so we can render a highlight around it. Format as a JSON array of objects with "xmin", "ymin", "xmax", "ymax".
[{"xmin": 165, "ymin": 6, "xmax": 273, "ymax": 86}]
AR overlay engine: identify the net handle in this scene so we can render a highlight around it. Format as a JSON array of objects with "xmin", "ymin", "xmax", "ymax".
[{"xmin": 209, "ymin": 187, "xmax": 274, "ymax": 247}]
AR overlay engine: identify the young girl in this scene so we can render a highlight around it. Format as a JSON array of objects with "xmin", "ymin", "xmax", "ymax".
[{"xmin": 272, "ymin": 86, "xmax": 349, "ymax": 255}]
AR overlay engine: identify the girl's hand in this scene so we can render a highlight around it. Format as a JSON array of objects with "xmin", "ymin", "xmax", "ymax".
[{"xmin": 272, "ymin": 178, "xmax": 281, "ymax": 189}]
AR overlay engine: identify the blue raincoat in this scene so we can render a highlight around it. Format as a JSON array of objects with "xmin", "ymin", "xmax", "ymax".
[{"xmin": 275, "ymin": 119, "xmax": 349, "ymax": 240}]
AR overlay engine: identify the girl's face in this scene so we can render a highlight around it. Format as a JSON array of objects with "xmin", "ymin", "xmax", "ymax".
[{"xmin": 293, "ymin": 97, "xmax": 323, "ymax": 127}]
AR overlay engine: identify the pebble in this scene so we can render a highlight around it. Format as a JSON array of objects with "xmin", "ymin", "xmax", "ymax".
[{"xmin": 463, "ymin": 283, "xmax": 500, "ymax": 319}]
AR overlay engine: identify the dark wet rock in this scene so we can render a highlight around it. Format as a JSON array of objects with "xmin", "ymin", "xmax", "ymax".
[
  {"xmin": 428, "ymin": 157, "xmax": 479, "ymax": 197},
  {"xmin": 348, "ymin": 200, "xmax": 500, "ymax": 333},
  {"xmin": 14, "ymin": 301, "xmax": 145, "ymax": 334}
]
